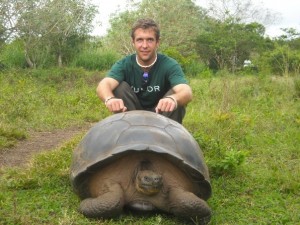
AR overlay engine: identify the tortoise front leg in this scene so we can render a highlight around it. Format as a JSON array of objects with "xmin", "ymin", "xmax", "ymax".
[
  {"xmin": 79, "ymin": 183, "xmax": 124, "ymax": 218},
  {"xmin": 168, "ymin": 188, "xmax": 211, "ymax": 224}
]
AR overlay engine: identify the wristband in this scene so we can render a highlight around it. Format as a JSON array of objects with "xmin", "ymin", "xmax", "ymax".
[
  {"xmin": 165, "ymin": 96, "xmax": 178, "ymax": 109},
  {"xmin": 104, "ymin": 96, "xmax": 116, "ymax": 105}
]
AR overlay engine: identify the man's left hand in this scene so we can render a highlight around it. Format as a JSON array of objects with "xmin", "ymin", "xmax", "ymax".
[{"xmin": 155, "ymin": 96, "xmax": 177, "ymax": 113}]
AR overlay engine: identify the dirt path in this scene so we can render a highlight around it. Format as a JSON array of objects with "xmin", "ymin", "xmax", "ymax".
[{"xmin": 0, "ymin": 124, "xmax": 92, "ymax": 169}]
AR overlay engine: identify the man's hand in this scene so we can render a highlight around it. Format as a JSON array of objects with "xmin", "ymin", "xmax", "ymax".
[
  {"xmin": 105, "ymin": 98, "xmax": 127, "ymax": 113},
  {"xmin": 155, "ymin": 96, "xmax": 177, "ymax": 113}
]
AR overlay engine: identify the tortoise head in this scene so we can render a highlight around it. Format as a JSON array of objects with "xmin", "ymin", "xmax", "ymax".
[
  {"xmin": 135, "ymin": 170, "xmax": 162, "ymax": 195},
  {"xmin": 134, "ymin": 159, "xmax": 162, "ymax": 195}
]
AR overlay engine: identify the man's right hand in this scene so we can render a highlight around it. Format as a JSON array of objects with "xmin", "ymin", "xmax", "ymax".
[{"xmin": 105, "ymin": 98, "xmax": 127, "ymax": 113}]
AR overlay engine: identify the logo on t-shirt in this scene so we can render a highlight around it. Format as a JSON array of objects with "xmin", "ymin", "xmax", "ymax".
[{"xmin": 131, "ymin": 85, "xmax": 160, "ymax": 93}]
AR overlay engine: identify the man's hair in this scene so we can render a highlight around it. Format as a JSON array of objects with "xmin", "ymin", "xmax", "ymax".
[{"xmin": 131, "ymin": 18, "xmax": 160, "ymax": 40}]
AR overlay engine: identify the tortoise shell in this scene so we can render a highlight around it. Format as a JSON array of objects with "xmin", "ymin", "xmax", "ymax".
[{"xmin": 70, "ymin": 110, "xmax": 211, "ymax": 200}]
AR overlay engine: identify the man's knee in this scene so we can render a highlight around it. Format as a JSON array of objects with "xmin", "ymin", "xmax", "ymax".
[
  {"xmin": 162, "ymin": 106, "xmax": 186, "ymax": 124},
  {"xmin": 113, "ymin": 81, "xmax": 132, "ymax": 97},
  {"xmin": 113, "ymin": 82, "xmax": 142, "ymax": 110}
]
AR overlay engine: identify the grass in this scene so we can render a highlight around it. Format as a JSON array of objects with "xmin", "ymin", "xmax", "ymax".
[
  {"xmin": 0, "ymin": 69, "xmax": 299, "ymax": 224},
  {"xmin": 0, "ymin": 68, "xmax": 110, "ymax": 148},
  {"xmin": 187, "ymin": 75, "xmax": 300, "ymax": 224}
]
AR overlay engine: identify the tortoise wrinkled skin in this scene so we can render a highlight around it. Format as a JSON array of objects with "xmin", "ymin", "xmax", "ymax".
[{"xmin": 70, "ymin": 111, "xmax": 212, "ymax": 224}]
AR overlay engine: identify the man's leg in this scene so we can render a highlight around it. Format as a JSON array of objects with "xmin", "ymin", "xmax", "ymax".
[
  {"xmin": 113, "ymin": 81, "xmax": 143, "ymax": 111},
  {"xmin": 160, "ymin": 90, "xmax": 186, "ymax": 124},
  {"xmin": 113, "ymin": 82, "xmax": 185, "ymax": 123}
]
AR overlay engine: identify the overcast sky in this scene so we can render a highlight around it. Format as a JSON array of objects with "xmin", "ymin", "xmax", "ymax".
[{"xmin": 92, "ymin": 0, "xmax": 300, "ymax": 38}]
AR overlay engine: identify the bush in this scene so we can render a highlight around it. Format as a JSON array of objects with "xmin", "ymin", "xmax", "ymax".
[
  {"xmin": 267, "ymin": 44, "xmax": 300, "ymax": 76},
  {"xmin": 163, "ymin": 47, "xmax": 210, "ymax": 77},
  {"xmin": 0, "ymin": 40, "xmax": 27, "ymax": 69},
  {"xmin": 72, "ymin": 50, "xmax": 121, "ymax": 71}
]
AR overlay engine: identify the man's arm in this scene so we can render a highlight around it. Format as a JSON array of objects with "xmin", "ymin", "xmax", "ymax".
[
  {"xmin": 96, "ymin": 77, "xmax": 127, "ymax": 112},
  {"xmin": 170, "ymin": 83, "xmax": 193, "ymax": 106},
  {"xmin": 155, "ymin": 84, "xmax": 192, "ymax": 113},
  {"xmin": 96, "ymin": 77, "xmax": 119, "ymax": 101}
]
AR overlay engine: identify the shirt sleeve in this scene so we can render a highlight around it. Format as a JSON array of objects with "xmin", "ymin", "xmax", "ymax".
[
  {"xmin": 168, "ymin": 63, "xmax": 188, "ymax": 87},
  {"xmin": 106, "ymin": 60, "xmax": 125, "ymax": 83}
]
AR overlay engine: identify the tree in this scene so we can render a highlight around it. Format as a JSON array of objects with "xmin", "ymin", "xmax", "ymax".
[
  {"xmin": 104, "ymin": 0, "xmax": 207, "ymax": 56},
  {"xmin": 0, "ymin": 0, "xmax": 19, "ymax": 46},
  {"xmin": 42, "ymin": 0, "xmax": 97, "ymax": 67},
  {"xmin": 195, "ymin": 19, "xmax": 266, "ymax": 72},
  {"xmin": 267, "ymin": 28, "xmax": 300, "ymax": 76},
  {"xmin": 16, "ymin": 0, "xmax": 97, "ymax": 68},
  {"xmin": 204, "ymin": 0, "xmax": 277, "ymax": 25}
]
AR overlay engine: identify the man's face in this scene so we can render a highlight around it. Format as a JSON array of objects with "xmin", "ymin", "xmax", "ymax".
[{"xmin": 132, "ymin": 28, "xmax": 160, "ymax": 63}]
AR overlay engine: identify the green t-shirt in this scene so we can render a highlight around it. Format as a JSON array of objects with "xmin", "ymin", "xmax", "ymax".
[{"xmin": 107, "ymin": 53, "xmax": 188, "ymax": 108}]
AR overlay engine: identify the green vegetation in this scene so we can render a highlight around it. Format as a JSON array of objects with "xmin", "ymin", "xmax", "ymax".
[
  {"xmin": 1, "ymin": 0, "xmax": 299, "ymax": 223},
  {"xmin": 1, "ymin": 0, "xmax": 300, "ymax": 76},
  {"xmin": 1, "ymin": 69, "xmax": 299, "ymax": 224},
  {"xmin": 71, "ymin": 49, "xmax": 121, "ymax": 71},
  {"xmin": 0, "ymin": 68, "xmax": 109, "ymax": 148}
]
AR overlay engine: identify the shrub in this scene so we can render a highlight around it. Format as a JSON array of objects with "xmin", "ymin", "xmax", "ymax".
[
  {"xmin": 163, "ymin": 47, "xmax": 210, "ymax": 77},
  {"xmin": 72, "ymin": 50, "xmax": 121, "ymax": 71},
  {"xmin": 0, "ymin": 40, "xmax": 27, "ymax": 69}
]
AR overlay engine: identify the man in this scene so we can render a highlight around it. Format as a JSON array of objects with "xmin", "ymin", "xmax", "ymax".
[{"xmin": 96, "ymin": 18, "xmax": 192, "ymax": 124}]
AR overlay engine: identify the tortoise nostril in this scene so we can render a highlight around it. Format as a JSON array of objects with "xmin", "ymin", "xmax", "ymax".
[
  {"xmin": 154, "ymin": 176, "xmax": 161, "ymax": 181},
  {"xmin": 141, "ymin": 174, "xmax": 162, "ymax": 185},
  {"xmin": 153, "ymin": 175, "xmax": 162, "ymax": 185}
]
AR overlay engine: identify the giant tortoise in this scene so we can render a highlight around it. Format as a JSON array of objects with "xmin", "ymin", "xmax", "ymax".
[{"xmin": 70, "ymin": 110, "xmax": 212, "ymax": 223}]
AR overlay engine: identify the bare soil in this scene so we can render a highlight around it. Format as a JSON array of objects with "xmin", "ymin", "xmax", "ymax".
[{"xmin": 0, "ymin": 124, "xmax": 92, "ymax": 169}]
